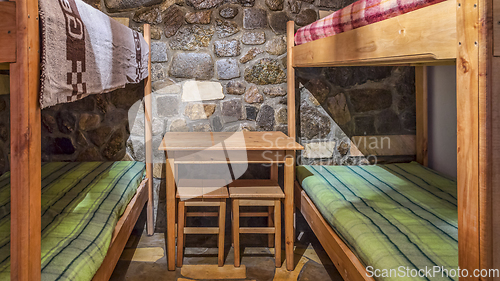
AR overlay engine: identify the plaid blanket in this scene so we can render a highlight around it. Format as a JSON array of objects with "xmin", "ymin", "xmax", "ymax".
[
  {"xmin": 0, "ymin": 161, "xmax": 145, "ymax": 281},
  {"xmin": 39, "ymin": 0, "xmax": 149, "ymax": 109},
  {"xmin": 294, "ymin": 0, "xmax": 446, "ymax": 45},
  {"xmin": 297, "ymin": 162, "xmax": 457, "ymax": 281}
]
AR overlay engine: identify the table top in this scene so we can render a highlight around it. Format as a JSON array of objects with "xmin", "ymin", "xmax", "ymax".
[{"xmin": 158, "ymin": 131, "xmax": 303, "ymax": 151}]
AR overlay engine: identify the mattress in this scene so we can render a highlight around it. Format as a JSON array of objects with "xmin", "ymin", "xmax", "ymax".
[
  {"xmin": 294, "ymin": 0, "xmax": 446, "ymax": 45},
  {"xmin": 296, "ymin": 162, "xmax": 457, "ymax": 281},
  {"xmin": 0, "ymin": 161, "xmax": 146, "ymax": 281}
]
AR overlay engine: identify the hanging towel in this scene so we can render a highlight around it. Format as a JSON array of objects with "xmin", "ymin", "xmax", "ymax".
[{"xmin": 39, "ymin": 0, "xmax": 149, "ymax": 109}]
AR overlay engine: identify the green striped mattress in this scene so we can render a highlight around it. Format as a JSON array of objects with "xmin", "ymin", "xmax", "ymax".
[
  {"xmin": 0, "ymin": 161, "xmax": 146, "ymax": 281},
  {"xmin": 296, "ymin": 162, "xmax": 458, "ymax": 281}
]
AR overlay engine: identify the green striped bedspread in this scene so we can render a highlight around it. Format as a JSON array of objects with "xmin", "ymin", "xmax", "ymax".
[
  {"xmin": 296, "ymin": 162, "xmax": 458, "ymax": 281},
  {"xmin": 0, "ymin": 161, "xmax": 146, "ymax": 281}
]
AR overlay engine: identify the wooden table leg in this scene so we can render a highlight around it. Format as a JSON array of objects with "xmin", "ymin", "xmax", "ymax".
[
  {"xmin": 284, "ymin": 151, "xmax": 294, "ymax": 271},
  {"xmin": 269, "ymin": 163, "xmax": 278, "ymax": 247},
  {"xmin": 166, "ymin": 152, "xmax": 176, "ymax": 271}
]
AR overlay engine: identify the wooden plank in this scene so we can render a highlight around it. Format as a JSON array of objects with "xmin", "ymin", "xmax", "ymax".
[
  {"xmin": 0, "ymin": 2, "xmax": 17, "ymax": 63},
  {"xmin": 284, "ymin": 151, "xmax": 294, "ymax": 271},
  {"xmin": 416, "ymin": 66, "xmax": 429, "ymax": 166},
  {"xmin": 165, "ymin": 155, "xmax": 176, "ymax": 271},
  {"xmin": 238, "ymin": 199, "xmax": 276, "ymax": 206},
  {"xmin": 457, "ymin": 0, "xmax": 480, "ymax": 278},
  {"xmin": 218, "ymin": 200, "xmax": 226, "ymax": 267},
  {"xmin": 295, "ymin": 181, "xmax": 374, "ymax": 281},
  {"xmin": 92, "ymin": 178, "xmax": 149, "ymax": 280},
  {"xmin": 494, "ymin": 1, "xmax": 500, "ymax": 56},
  {"xmin": 292, "ymin": 0, "xmax": 457, "ymax": 67},
  {"xmin": 287, "ymin": 21, "xmax": 296, "ymax": 138},
  {"xmin": 233, "ymin": 199, "xmax": 240, "ymax": 267},
  {"xmin": 274, "ymin": 199, "xmax": 281, "ymax": 268},
  {"xmin": 239, "ymin": 227, "xmax": 276, "ymax": 234},
  {"xmin": 10, "ymin": 0, "xmax": 41, "ymax": 279},
  {"xmin": 177, "ymin": 200, "xmax": 185, "ymax": 267},
  {"xmin": 350, "ymin": 135, "xmax": 416, "ymax": 156},
  {"xmin": 490, "ymin": 49, "xmax": 500, "ymax": 277},
  {"xmin": 144, "ymin": 24, "xmax": 154, "ymax": 236},
  {"xmin": 184, "ymin": 227, "xmax": 220, "ymax": 234},
  {"xmin": 173, "ymin": 150, "xmax": 287, "ymax": 164}
]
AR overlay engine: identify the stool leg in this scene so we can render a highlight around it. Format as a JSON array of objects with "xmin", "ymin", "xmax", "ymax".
[
  {"xmin": 177, "ymin": 200, "xmax": 185, "ymax": 267},
  {"xmin": 268, "ymin": 206, "xmax": 274, "ymax": 248},
  {"xmin": 232, "ymin": 199, "xmax": 240, "ymax": 267},
  {"xmin": 218, "ymin": 199, "xmax": 226, "ymax": 267},
  {"xmin": 274, "ymin": 199, "xmax": 281, "ymax": 268}
]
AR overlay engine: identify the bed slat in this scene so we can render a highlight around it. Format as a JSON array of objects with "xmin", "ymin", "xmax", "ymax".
[
  {"xmin": 292, "ymin": 0, "xmax": 456, "ymax": 67},
  {"xmin": 0, "ymin": 2, "xmax": 16, "ymax": 63}
]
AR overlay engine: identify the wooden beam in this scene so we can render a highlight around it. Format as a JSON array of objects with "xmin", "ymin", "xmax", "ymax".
[
  {"xmin": 493, "ymin": 1, "xmax": 500, "ymax": 56},
  {"xmin": 292, "ymin": 0, "xmax": 456, "ymax": 67},
  {"xmin": 9, "ymin": 0, "xmax": 41, "ymax": 280},
  {"xmin": 457, "ymin": 0, "xmax": 480, "ymax": 278},
  {"xmin": 0, "ymin": 2, "xmax": 17, "ymax": 63},
  {"xmin": 287, "ymin": 21, "xmax": 296, "ymax": 139},
  {"xmin": 416, "ymin": 66, "xmax": 428, "ymax": 166},
  {"xmin": 143, "ymin": 24, "xmax": 154, "ymax": 236}
]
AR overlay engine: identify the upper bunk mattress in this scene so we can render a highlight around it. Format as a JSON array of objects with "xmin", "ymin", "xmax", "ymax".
[
  {"xmin": 296, "ymin": 162, "xmax": 457, "ymax": 281},
  {"xmin": 0, "ymin": 161, "xmax": 146, "ymax": 281},
  {"xmin": 294, "ymin": 0, "xmax": 446, "ymax": 45}
]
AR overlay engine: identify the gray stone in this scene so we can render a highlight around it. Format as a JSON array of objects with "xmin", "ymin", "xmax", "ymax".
[
  {"xmin": 150, "ymin": 26, "xmax": 162, "ymax": 40},
  {"xmin": 266, "ymin": 0, "xmax": 283, "ymax": 10},
  {"xmin": 57, "ymin": 111, "xmax": 77, "ymax": 134},
  {"xmin": 193, "ymin": 123, "xmax": 212, "ymax": 132},
  {"xmin": 156, "ymin": 95, "xmax": 179, "ymax": 117},
  {"xmin": 244, "ymin": 59, "xmax": 286, "ymax": 85},
  {"xmin": 170, "ymin": 119, "xmax": 189, "ymax": 132},
  {"xmin": 127, "ymin": 135, "xmax": 145, "ymax": 161},
  {"xmin": 79, "ymin": 113, "xmax": 101, "ymax": 131},
  {"xmin": 133, "ymin": 6, "xmax": 162, "ymax": 24},
  {"xmin": 151, "ymin": 63, "xmax": 166, "ymax": 80},
  {"xmin": 326, "ymin": 93, "xmax": 351, "ymax": 125},
  {"xmin": 304, "ymin": 78, "xmax": 329, "ymax": 103},
  {"xmin": 77, "ymin": 147, "xmax": 101, "ymax": 162},
  {"xmin": 326, "ymin": 66, "xmax": 393, "ymax": 88},
  {"xmin": 243, "ymin": 8, "xmax": 268, "ymax": 29},
  {"xmin": 151, "ymin": 42, "xmax": 168, "ymax": 62},
  {"xmin": 44, "ymin": 137, "xmax": 76, "ymax": 155},
  {"xmin": 295, "ymin": 9, "xmax": 317, "ymax": 26},
  {"xmin": 245, "ymin": 106, "xmax": 258, "ymax": 120},
  {"xmin": 354, "ymin": 116, "xmax": 375, "ymax": 135},
  {"xmin": 211, "ymin": 116, "xmax": 223, "ymax": 131},
  {"xmin": 263, "ymin": 86, "xmax": 286, "ymax": 96},
  {"xmin": 265, "ymin": 36, "xmax": 287, "ymax": 55},
  {"xmin": 303, "ymin": 141, "xmax": 335, "ymax": 159},
  {"xmin": 42, "ymin": 113, "xmax": 57, "ymax": 133},
  {"xmin": 88, "ymin": 126, "xmax": 112, "ymax": 147},
  {"xmin": 269, "ymin": 12, "xmax": 288, "ymax": 34},
  {"xmin": 337, "ymin": 140, "xmax": 350, "ymax": 156},
  {"xmin": 169, "ymin": 25, "xmax": 214, "ymax": 51},
  {"xmin": 130, "ymin": 114, "xmax": 145, "ymax": 136},
  {"xmin": 83, "ymin": 0, "xmax": 101, "ymax": 9},
  {"xmin": 288, "ymin": 0, "xmax": 301, "ymax": 13},
  {"xmin": 256, "ymin": 105, "xmax": 275, "ymax": 130},
  {"xmin": 215, "ymin": 19, "xmax": 240, "ymax": 38},
  {"xmin": 349, "ymin": 88, "xmax": 392, "ymax": 112},
  {"xmin": 184, "ymin": 103, "xmax": 217, "ymax": 120},
  {"xmin": 241, "ymin": 31, "xmax": 266, "ymax": 45},
  {"xmin": 221, "ymin": 99, "xmax": 243, "ymax": 122},
  {"xmin": 244, "ymin": 85, "xmax": 263, "ymax": 103},
  {"xmin": 104, "ymin": 0, "xmax": 162, "ymax": 12},
  {"xmin": 275, "ymin": 124, "xmax": 287, "ymax": 134},
  {"xmin": 317, "ymin": 0, "xmax": 343, "ymax": 9},
  {"xmin": 276, "ymin": 106, "xmax": 287, "ymax": 124},
  {"xmin": 240, "ymin": 47, "xmax": 263, "ymax": 63},
  {"xmin": 102, "ymin": 129, "xmax": 126, "ymax": 160},
  {"xmin": 182, "ymin": 81, "xmax": 224, "ymax": 101},
  {"xmin": 300, "ymin": 106, "xmax": 331, "ymax": 139},
  {"xmin": 163, "ymin": 5, "xmax": 185, "ymax": 38},
  {"xmin": 239, "ymin": 0, "xmax": 255, "ymax": 6},
  {"xmin": 401, "ymin": 109, "xmax": 416, "ymax": 131},
  {"xmin": 375, "ymin": 110, "xmax": 401, "ymax": 134},
  {"xmin": 226, "ymin": 81, "xmax": 246, "ymax": 95},
  {"xmin": 216, "ymin": 59, "xmax": 240, "ymax": 80},
  {"xmin": 219, "ymin": 6, "xmax": 239, "ymax": 19},
  {"xmin": 170, "ymin": 52, "xmax": 214, "ymax": 79},
  {"xmin": 214, "ymin": 40, "xmax": 241, "ymax": 57},
  {"xmin": 186, "ymin": 0, "xmax": 223, "ymax": 9},
  {"xmin": 185, "ymin": 10, "xmax": 212, "ymax": 24},
  {"xmin": 152, "ymin": 78, "xmax": 177, "ymax": 91}
]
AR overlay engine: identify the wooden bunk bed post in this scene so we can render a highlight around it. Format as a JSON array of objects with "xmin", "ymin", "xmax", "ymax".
[
  {"xmin": 143, "ymin": 24, "xmax": 154, "ymax": 236},
  {"xmin": 415, "ymin": 66, "xmax": 428, "ymax": 166},
  {"xmin": 9, "ymin": 0, "xmax": 42, "ymax": 280}
]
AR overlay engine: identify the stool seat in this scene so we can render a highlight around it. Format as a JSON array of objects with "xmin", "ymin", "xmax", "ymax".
[
  {"xmin": 177, "ymin": 179, "xmax": 229, "ymax": 199},
  {"xmin": 229, "ymin": 180, "xmax": 284, "ymax": 199}
]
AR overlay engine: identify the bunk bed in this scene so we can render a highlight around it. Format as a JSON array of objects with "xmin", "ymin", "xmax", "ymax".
[
  {"xmin": 0, "ymin": 0, "xmax": 154, "ymax": 280},
  {"xmin": 286, "ymin": 0, "xmax": 497, "ymax": 279}
]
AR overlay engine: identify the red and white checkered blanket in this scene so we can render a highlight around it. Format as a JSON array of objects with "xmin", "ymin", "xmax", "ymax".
[{"xmin": 294, "ymin": 0, "xmax": 446, "ymax": 45}]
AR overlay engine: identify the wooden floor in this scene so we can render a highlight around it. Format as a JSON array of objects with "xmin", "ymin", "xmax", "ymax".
[{"xmin": 110, "ymin": 211, "xmax": 342, "ymax": 281}]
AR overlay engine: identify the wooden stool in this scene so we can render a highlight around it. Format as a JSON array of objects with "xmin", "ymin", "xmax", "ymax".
[
  {"xmin": 229, "ymin": 179, "xmax": 284, "ymax": 268},
  {"xmin": 177, "ymin": 179, "xmax": 228, "ymax": 267}
]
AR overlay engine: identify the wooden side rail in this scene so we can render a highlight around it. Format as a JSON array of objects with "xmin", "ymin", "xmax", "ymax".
[
  {"xmin": 0, "ymin": 2, "xmax": 17, "ymax": 63},
  {"xmin": 292, "ymin": 0, "xmax": 457, "ymax": 67}
]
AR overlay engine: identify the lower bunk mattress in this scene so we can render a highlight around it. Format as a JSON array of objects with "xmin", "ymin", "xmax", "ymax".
[
  {"xmin": 0, "ymin": 161, "xmax": 146, "ymax": 281},
  {"xmin": 296, "ymin": 162, "xmax": 458, "ymax": 281}
]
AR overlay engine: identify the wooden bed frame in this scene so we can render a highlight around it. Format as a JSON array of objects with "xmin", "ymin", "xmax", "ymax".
[
  {"xmin": 0, "ymin": 1, "xmax": 154, "ymax": 280},
  {"xmin": 287, "ymin": 0, "xmax": 498, "ymax": 280}
]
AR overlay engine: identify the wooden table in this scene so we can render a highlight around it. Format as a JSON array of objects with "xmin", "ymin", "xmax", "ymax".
[{"xmin": 159, "ymin": 131, "xmax": 303, "ymax": 271}]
